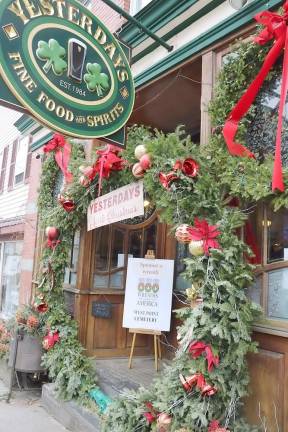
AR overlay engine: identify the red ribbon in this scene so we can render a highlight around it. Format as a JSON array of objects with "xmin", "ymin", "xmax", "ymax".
[
  {"xmin": 47, "ymin": 239, "xmax": 61, "ymax": 250},
  {"xmin": 93, "ymin": 145, "xmax": 126, "ymax": 196},
  {"xmin": 223, "ymin": 2, "xmax": 288, "ymax": 192},
  {"xmin": 189, "ymin": 340, "xmax": 219, "ymax": 372},
  {"xmin": 187, "ymin": 218, "xmax": 221, "ymax": 255},
  {"xmin": 143, "ymin": 402, "xmax": 158, "ymax": 424},
  {"xmin": 44, "ymin": 134, "xmax": 73, "ymax": 183}
]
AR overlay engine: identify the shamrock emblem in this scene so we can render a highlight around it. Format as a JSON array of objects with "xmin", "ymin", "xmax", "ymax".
[
  {"xmin": 84, "ymin": 63, "xmax": 110, "ymax": 97},
  {"xmin": 36, "ymin": 39, "xmax": 67, "ymax": 75}
]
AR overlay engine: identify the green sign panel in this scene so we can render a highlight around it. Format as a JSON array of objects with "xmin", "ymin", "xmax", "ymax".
[{"xmin": 0, "ymin": 0, "xmax": 135, "ymax": 142}]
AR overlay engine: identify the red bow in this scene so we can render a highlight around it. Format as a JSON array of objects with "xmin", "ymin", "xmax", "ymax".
[
  {"xmin": 44, "ymin": 134, "xmax": 73, "ymax": 183},
  {"xmin": 93, "ymin": 145, "xmax": 126, "ymax": 195},
  {"xmin": 46, "ymin": 239, "xmax": 61, "ymax": 250},
  {"xmin": 223, "ymin": 2, "xmax": 288, "ymax": 191},
  {"xmin": 189, "ymin": 341, "xmax": 219, "ymax": 372},
  {"xmin": 187, "ymin": 218, "xmax": 221, "ymax": 255},
  {"xmin": 143, "ymin": 402, "xmax": 158, "ymax": 424}
]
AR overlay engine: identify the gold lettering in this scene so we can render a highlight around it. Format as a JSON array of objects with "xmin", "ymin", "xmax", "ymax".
[
  {"xmin": 22, "ymin": 0, "xmax": 42, "ymax": 19},
  {"xmin": 104, "ymin": 43, "xmax": 116, "ymax": 60},
  {"xmin": 52, "ymin": 0, "xmax": 65, "ymax": 18},
  {"xmin": 114, "ymin": 54, "xmax": 125, "ymax": 69},
  {"xmin": 87, "ymin": 115, "xmax": 94, "ymax": 127},
  {"xmin": 116, "ymin": 103, "xmax": 124, "ymax": 114},
  {"xmin": 39, "ymin": 0, "xmax": 54, "ymax": 15},
  {"xmin": 56, "ymin": 105, "xmax": 65, "ymax": 118},
  {"xmin": 37, "ymin": 91, "xmax": 48, "ymax": 103},
  {"xmin": 9, "ymin": 53, "xmax": 37, "ymax": 93},
  {"xmin": 103, "ymin": 113, "xmax": 111, "ymax": 124},
  {"xmin": 8, "ymin": 0, "xmax": 30, "ymax": 24},
  {"xmin": 94, "ymin": 26, "xmax": 106, "ymax": 45},
  {"xmin": 68, "ymin": 5, "xmax": 79, "ymax": 24},
  {"xmin": 25, "ymin": 79, "xmax": 37, "ymax": 92},
  {"xmin": 80, "ymin": 14, "xmax": 92, "ymax": 35},
  {"xmin": 65, "ymin": 110, "xmax": 74, "ymax": 122}
]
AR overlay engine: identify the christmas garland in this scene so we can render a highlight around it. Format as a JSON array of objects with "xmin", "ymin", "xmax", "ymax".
[{"xmin": 33, "ymin": 4, "xmax": 288, "ymax": 429}]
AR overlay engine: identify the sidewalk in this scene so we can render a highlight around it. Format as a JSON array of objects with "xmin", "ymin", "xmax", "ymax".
[{"xmin": 0, "ymin": 380, "xmax": 68, "ymax": 432}]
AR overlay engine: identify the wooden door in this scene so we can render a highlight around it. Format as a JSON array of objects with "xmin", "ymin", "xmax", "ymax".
[{"xmin": 81, "ymin": 213, "xmax": 171, "ymax": 358}]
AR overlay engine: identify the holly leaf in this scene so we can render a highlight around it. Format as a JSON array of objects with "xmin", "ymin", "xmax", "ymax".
[
  {"xmin": 36, "ymin": 39, "xmax": 67, "ymax": 75},
  {"xmin": 84, "ymin": 63, "xmax": 110, "ymax": 97}
]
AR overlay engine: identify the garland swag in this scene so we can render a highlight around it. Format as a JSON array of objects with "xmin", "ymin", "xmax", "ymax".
[{"xmin": 36, "ymin": 11, "xmax": 288, "ymax": 430}]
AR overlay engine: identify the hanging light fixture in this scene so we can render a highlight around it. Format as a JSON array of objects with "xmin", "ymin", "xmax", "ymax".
[{"xmin": 229, "ymin": 0, "xmax": 248, "ymax": 10}]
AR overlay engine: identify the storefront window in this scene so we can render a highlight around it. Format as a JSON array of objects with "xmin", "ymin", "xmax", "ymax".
[
  {"xmin": 64, "ymin": 230, "xmax": 80, "ymax": 286},
  {"xmin": 93, "ymin": 218, "xmax": 158, "ymax": 291},
  {"xmin": 0, "ymin": 241, "xmax": 23, "ymax": 318},
  {"xmin": 175, "ymin": 243, "xmax": 191, "ymax": 292}
]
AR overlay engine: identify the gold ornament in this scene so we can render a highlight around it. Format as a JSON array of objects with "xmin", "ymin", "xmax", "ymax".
[
  {"xmin": 134, "ymin": 144, "xmax": 147, "ymax": 160},
  {"xmin": 175, "ymin": 224, "xmax": 191, "ymax": 244},
  {"xmin": 188, "ymin": 240, "xmax": 205, "ymax": 256}
]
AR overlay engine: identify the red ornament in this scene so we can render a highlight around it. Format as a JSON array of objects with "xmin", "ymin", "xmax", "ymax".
[
  {"xmin": 139, "ymin": 154, "xmax": 151, "ymax": 170},
  {"xmin": 189, "ymin": 340, "xmax": 219, "ymax": 372},
  {"xmin": 173, "ymin": 160, "xmax": 182, "ymax": 171},
  {"xmin": 82, "ymin": 166, "xmax": 95, "ymax": 179},
  {"xmin": 175, "ymin": 224, "xmax": 192, "ymax": 244},
  {"xmin": 187, "ymin": 218, "xmax": 221, "ymax": 255},
  {"xmin": 159, "ymin": 172, "xmax": 179, "ymax": 189},
  {"xmin": 45, "ymin": 226, "xmax": 60, "ymax": 241},
  {"xmin": 61, "ymin": 199, "xmax": 75, "ymax": 212},
  {"xmin": 179, "ymin": 373, "xmax": 201, "ymax": 392},
  {"xmin": 132, "ymin": 162, "xmax": 145, "ymax": 178},
  {"xmin": 181, "ymin": 158, "xmax": 199, "ymax": 178},
  {"xmin": 27, "ymin": 315, "xmax": 39, "ymax": 329},
  {"xmin": 34, "ymin": 296, "xmax": 48, "ymax": 313},
  {"xmin": 209, "ymin": 421, "xmax": 229, "ymax": 432},
  {"xmin": 201, "ymin": 384, "xmax": 217, "ymax": 397},
  {"xmin": 143, "ymin": 402, "xmax": 158, "ymax": 424}
]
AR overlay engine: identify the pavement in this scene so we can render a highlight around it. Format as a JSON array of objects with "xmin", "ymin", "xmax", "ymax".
[{"xmin": 0, "ymin": 380, "xmax": 69, "ymax": 432}]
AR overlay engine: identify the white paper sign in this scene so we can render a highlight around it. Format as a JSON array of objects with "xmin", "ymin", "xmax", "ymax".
[
  {"xmin": 123, "ymin": 258, "xmax": 174, "ymax": 332},
  {"xmin": 87, "ymin": 181, "xmax": 144, "ymax": 230}
]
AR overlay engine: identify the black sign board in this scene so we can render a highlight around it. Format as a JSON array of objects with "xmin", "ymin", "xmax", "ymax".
[{"xmin": 92, "ymin": 302, "xmax": 112, "ymax": 319}]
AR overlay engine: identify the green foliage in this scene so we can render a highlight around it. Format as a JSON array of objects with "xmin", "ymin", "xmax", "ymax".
[
  {"xmin": 36, "ymin": 39, "xmax": 67, "ymax": 75},
  {"xmin": 84, "ymin": 63, "xmax": 110, "ymax": 96}
]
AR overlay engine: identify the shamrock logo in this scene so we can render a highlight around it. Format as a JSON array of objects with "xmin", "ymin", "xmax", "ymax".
[
  {"xmin": 84, "ymin": 63, "xmax": 110, "ymax": 97},
  {"xmin": 36, "ymin": 39, "xmax": 67, "ymax": 75}
]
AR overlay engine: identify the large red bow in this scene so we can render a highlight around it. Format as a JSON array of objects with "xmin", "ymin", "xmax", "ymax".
[
  {"xmin": 94, "ymin": 145, "xmax": 126, "ymax": 195},
  {"xmin": 223, "ymin": 1, "xmax": 288, "ymax": 192},
  {"xmin": 189, "ymin": 341, "xmax": 219, "ymax": 372},
  {"xmin": 44, "ymin": 134, "xmax": 73, "ymax": 183},
  {"xmin": 187, "ymin": 218, "xmax": 221, "ymax": 255}
]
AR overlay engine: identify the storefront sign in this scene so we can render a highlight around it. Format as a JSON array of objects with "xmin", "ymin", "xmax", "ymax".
[
  {"xmin": 0, "ymin": 0, "xmax": 135, "ymax": 140},
  {"xmin": 123, "ymin": 258, "xmax": 174, "ymax": 332},
  {"xmin": 87, "ymin": 181, "xmax": 144, "ymax": 230}
]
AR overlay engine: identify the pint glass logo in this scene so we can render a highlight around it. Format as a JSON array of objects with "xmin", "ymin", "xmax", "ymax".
[{"xmin": 0, "ymin": 0, "xmax": 135, "ymax": 139}]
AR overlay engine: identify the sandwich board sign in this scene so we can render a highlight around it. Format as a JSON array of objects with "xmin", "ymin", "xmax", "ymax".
[{"xmin": 0, "ymin": 0, "xmax": 135, "ymax": 145}]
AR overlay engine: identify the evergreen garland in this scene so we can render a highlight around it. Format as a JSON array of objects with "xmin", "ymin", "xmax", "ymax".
[{"xmin": 35, "ymin": 18, "xmax": 288, "ymax": 430}]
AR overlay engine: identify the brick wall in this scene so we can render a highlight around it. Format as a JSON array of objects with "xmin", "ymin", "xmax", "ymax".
[{"xmin": 90, "ymin": 0, "xmax": 130, "ymax": 33}]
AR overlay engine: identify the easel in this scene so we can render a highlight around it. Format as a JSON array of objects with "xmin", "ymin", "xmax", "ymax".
[
  {"xmin": 128, "ymin": 329, "xmax": 162, "ymax": 371},
  {"xmin": 128, "ymin": 250, "xmax": 162, "ymax": 372}
]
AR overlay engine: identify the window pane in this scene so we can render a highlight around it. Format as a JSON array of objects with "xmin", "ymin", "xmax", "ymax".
[
  {"xmin": 1, "ymin": 241, "xmax": 23, "ymax": 318},
  {"xmin": 245, "ymin": 206, "xmax": 262, "ymax": 265},
  {"xmin": 110, "ymin": 271, "xmax": 124, "ymax": 289},
  {"xmin": 247, "ymin": 275, "xmax": 262, "ymax": 305},
  {"xmin": 95, "ymin": 226, "xmax": 109, "ymax": 271},
  {"xmin": 111, "ymin": 229, "xmax": 125, "ymax": 268},
  {"xmin": 267, "ymin": 208, "xmax": 288, "ymax": 263},
  {"xmin": 128, "ymin": 231, "xmax": 142, "ymax": 258},
  {"xmin": 64, "ymin": 230, "xmax": 80, "ymax": 286},
  {"xmin": 268, "ymin": 269, "xmax": 288, "ymax": 320},
  {"xmin": 143, "ymin": 223, "xmax": 157, "ymax": 256}
]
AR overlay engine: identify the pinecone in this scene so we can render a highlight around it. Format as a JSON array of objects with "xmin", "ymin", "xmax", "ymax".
[
  {"xmin": 27, "ymin": 315, "xmax": 39, "ymax": 329},
  {"xmin": 15, "ymin": 310, "xmax": 26, "ymax": 325}
]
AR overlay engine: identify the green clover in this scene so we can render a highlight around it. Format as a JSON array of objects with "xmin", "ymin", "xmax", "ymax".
[
  {"xmin": 84, "ymin": 63, "xmax": 110, "ymax": 97},
  {"xmin": 36, "ymin": 39, "xmax": 67, "ymax": 75}
]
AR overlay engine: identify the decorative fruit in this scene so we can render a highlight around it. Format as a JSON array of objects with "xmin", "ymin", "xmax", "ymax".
[
  {"xmin": 45, "ymin": 226, "xmax": 60, "ymax": 241},
  {"xmin": 79, "ymin": 175, "xmax": 90, "ymax": 187},
  {"xmin": 134, "ymin": 144, "xmax": 147, "ymax": 160},
  {"xmin": 175, "ymin": 224, "xmax": 191, "ymax": 243},
  {"xmin": 188, "ymin": 240, "xmax": 205, "ymax": 256},
  {"xmin": 139, "ymin": 154, "xmax": 151, "ymax": 170},
  {"xmin": 132, "ymin": 162, "xmax": 145, "ymax": 178},
  {"xmin": 27, "ymin": 315, "xmax": 39, "ymax": 329},
  {"xmin": 15, "ymin": 310, "xmax": 26, "ymax": 325},
  {"xmin": 62, "ymin": 199, "xmax": 75, "ymax": 212}
]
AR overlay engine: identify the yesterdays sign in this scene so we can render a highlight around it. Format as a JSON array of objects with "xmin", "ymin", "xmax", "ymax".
[
  {"xmin": 123, "ymin": 258, "xmax": 174, "ymax": 332},
  {"xmin": 0, "ymin": 0, "xmax": 135, "ymax": 141},
  {"xmin": 87, "ymin": 181, "xmax": 144, "ymax": 230}
]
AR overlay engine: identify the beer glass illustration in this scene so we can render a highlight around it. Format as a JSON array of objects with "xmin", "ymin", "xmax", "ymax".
[{"xmin": 68, "ymin": 38, "xmax": 87, "ymax": 82}]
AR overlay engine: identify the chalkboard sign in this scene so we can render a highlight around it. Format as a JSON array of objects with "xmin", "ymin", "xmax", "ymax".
[{"xmin": 92, "ymin": 302, "xmax": 112, "ymax": 319}]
